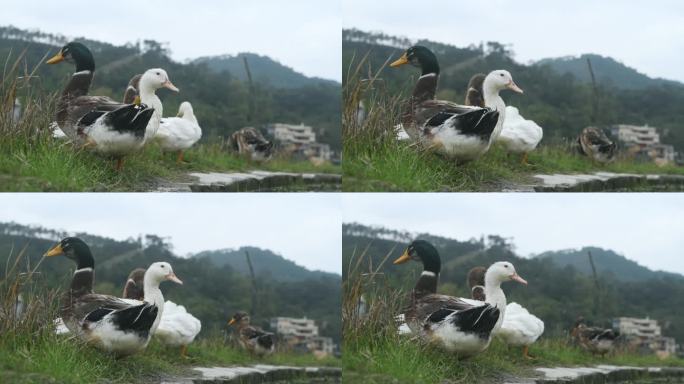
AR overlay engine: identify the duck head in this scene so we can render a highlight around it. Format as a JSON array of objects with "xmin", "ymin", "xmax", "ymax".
[
  {"xmin": 228, "ymin": 311, "xmax": 250, "ymax": 327},
  {"xmin": 467, "ymin": 266, "xmax": 487, "ymax": 300},
  {"xmin": 46, "ymin": 42, "xmax": 95, "ymax": 72},
  {"xmin": 390, "ymin": 46, "xmax": 440, "ymax": 76},
  {"xmin": 145, "ymin": 262, "xmax": 183, "ymax": 286},
  {"xmin": 140, "ymin": 68, "xmax": 179, "ymax": 93},
  {"xmin": 44, "ymin": 237, "xmax": 94, "ymax": 270},
  {"xmin": 484, "ymin": 70, "xmax": 523, "ymax": 94},
  {"xmin": 393, "ymin": 239, "xmax": 441, "ymax": 275},
  {"xmin": 485, "ymin": 261, "xmax": 527, "ymax": 286}
]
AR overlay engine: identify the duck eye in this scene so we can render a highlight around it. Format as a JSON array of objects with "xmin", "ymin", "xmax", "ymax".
[
  {"xmin": 499, "ymin": 73, "xmax": 504, "ymax": 77},
  {"xmin": 504, "ymin": 265, "xmax": 509, "ymax": 268}
]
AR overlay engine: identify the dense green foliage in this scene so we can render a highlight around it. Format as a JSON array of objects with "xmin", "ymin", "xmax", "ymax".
[
  {"xmin": 342, "ymin": 29, "xmax": 684, "ymax": 152},
  {"xmin": 0, "ymin": 222, "xmax": 341, "ymax": 343},
  {"xmin": 1, "ymin": 25, "xmax": 341, "ymax": 150},
  {"xmin": 537, "ymin": 246, "xmax": 682, "ymax": 282},
  {"xmin": 342, "ymin": 223, "xmax": 684, "ymax": 342},
  {"xmin": 537, "ymin": 54, "xmax": 683, "ymax": 90}
]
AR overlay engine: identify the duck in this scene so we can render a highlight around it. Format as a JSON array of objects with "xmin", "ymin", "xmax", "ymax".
[
  {"xmin": 44, "ymin": 237, "xmax": 182, "ymax": 357},
  {"xmin": 393, "ymin": 240, "xmax": 528, "ymax": 356},
  {"xmin": 467, "ymin": 267, "xmax": 544, "ymax": 359},
  {"xmin": 155, "ymin": 102, "xmax": 203, "ymax": 163},
  {"xmin": 123, "ymin": 268, "xmax": 201, "ymax": 358},
  {"xmin": 122, "ymin": 74, "xmax": 142, "ymax": 104},
  {"xmin": 571, "ymin": 317, "xmax": 618, "ymax": 355},
  {"xmin": 46, "ymin": 42, "xmax": 155, "ymax": 171},
  {"xmin": 134, "ymin": 69, "xmax": 180, "ymax": 143},
  {"xmin": 228, "ymin": 311, "xmax": 275, "ymax": 356},
  {"xmin": 228, "ymin": 127, "xmax": 274, "ymax": 161},
  {"xmin": 390, "ymin": 46, "xmax": 500, "ymax": 161},
  {"xmin": 465, "ymin": 70, "xmax": 528, "ymax": 148},
  {"xmin": 577, "ymin": 126, "xmax": 617, "ymax": 163}
]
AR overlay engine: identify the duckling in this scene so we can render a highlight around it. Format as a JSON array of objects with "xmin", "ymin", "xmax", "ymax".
[
  {"xmin": 46, "ymin": 42, "xmax": 154, "ymax": 171},
  {"xmin": 390, "ymin": 46, "xmax": 500, "ymax": 161},
  {"xmin": 228, "ymin": 311, "xmax": 275, "ymax": 356}
]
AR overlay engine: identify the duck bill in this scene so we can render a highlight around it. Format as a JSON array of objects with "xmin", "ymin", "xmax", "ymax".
[
  {"xmin": 228, "ymin": 318, "xmax": 236, "ymax": 326},
  {"xmin": 46, "ymin": 51, "xmax": 65, "ymax": 65},
  {"xmin": 163, "ymin": 80, "xmax": 179, "ymax": 92},
  {"xmin": 44, "ymin": 243, "xmax": 64, "ymax": 257},
  {"xmin": 166, "ymin": 272, "xmax": 183, "ymax": 285},
  {"xmin": 510, "ymin": 273, "xmax": 528, "ymax": 285},
  {"xmin": 390, "ymin": 53, "xmax": 409, "ymax": 68},
  {"xmin": 393, "ymin": 249, "xmax": 411, "ymax": 265},
  {"xmin": 507, "ymin": 81, "xmax": 524, "ymax": 94}
]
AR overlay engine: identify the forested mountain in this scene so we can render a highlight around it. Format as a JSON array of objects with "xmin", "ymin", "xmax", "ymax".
[
  {"xmin": 193, "ymin": 246, "xmax": 339, "ymax": 282},
  {"xmin": 343, "ymin": 223, "xmax": 684, "ymax": 343},
  {"xmin": 194, "ymin": 53, "xmax": 339, "ymax": 89},
  {"xmin": 536, "ymin": 54, "xmax": 682, "ymax": 90},
  {"xmin": 342, "ymin": 29, "xmax": 684, "ymax": 152},
  {"xmin": 0, "ymin": 222, "xmax": 341, "ymax": 342},
  {"xmin": 536, "ymin": 246, "xmax": 682, "ymax": 282},
  {"xmin": 0, "ymin": 25, "xmax": 341, "ymax": 150}
]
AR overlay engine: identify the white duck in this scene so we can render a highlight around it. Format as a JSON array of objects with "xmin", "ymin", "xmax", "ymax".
[
  {"xmin": 155, "ymin": 102, "xmax": 202, "ymax": 163},
  {"xmin": 45, "ymin": 237, "xmax": 182, "ymax": 357},
  {"xmin": 136, "ymin": 68, "xmax": 179, "ymax": 143},
  {"xmin": 498, "ymin": 106, "xmax": 543, "ymax": 164},
  {"xmin": 393, "ymin": 240, "xmax": 528, "ymax": 356},
  {"xmin": 123, "ymin": 268, "xmax": 201, "ymax": 357},
  {"xmin": 468, "ymin": 266, "xmax": 544, "ymax": 359},
  {"xmin": 481, "ymin": 70, "xmax": 524, "ymax": 144}
]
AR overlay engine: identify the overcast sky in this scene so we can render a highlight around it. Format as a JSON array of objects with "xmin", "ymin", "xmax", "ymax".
[
  {"xmin": 0, "ymin": 0, "xmax": 341, "ymax": 82},
  {"xmin": 343, "ymin": 0, "xmax": 684, "ymax": 83},
  {"xmin": 0, "ymin": 194, "xmax": 342, "ymax": 274},
  {"xmin": 342, "ymin": 193, "xmax": 684, "ymax": 275}
]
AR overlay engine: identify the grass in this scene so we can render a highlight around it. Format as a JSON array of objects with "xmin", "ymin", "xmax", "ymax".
[
  {"xmin": 0, "ymin": 51, "xmax": 339, "ymax": 192},
  {"xmin": 342, "ymin": 56, "xmax": 684, "ymax": 192},
  {"xmin": 342, "ymin": 247, "xmax": 684, "ymax": 384},
  {"xmin": 0, "ymin": 247, "xmax": 339, "ymax": 384}
]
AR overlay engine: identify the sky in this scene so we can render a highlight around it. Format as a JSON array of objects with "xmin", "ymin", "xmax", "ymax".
[
  {"xmin": 343, "ymin": 0, "xmax": 684, "ymax": 83},
  {"xmin": 0, "ymin": 0, "xmax": 342, "ymax": 82},
  {"xmin": 342, "ymin": 193, "xmax": 684, "ymax": 275},
  {"xmin": 0, "ymin": 193, "xmax": 342, "ymax": 274}
]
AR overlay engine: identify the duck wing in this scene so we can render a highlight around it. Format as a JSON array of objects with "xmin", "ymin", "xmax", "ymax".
[{"xmin": 417, "ymin": 100, "xmax": 499, "ymax": 139}]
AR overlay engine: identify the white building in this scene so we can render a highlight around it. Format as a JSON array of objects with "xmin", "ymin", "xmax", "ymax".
[
  {"xmin": 610, "ymin": 124, "xmax": 678, "ymax": 165},
  {"xmin": 269, "ymin": 123, "xmax": 316, "ymax": 144},
  {"xmin": 613, "ymin": 317, "xmax": 677, "ymax": 357},
  {"xmin": 270, "ymin": 316, "xmax": 335, "ymax": 356}
]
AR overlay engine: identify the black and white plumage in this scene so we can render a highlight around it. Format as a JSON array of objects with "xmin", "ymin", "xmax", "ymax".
[
  {"xmin": 390, "ymin": 46, "xmax": 500, "ymax": 161},
  {"xmin": 46, "ymin": 238, "xmax": 183, "ymax": 357},
  {"xmin": 46, "ymin": 42, "xmax": 155, "ymax": 170},
  {"xmin": 228, "ymin": 311, "xmax": 275, "ymax": 356},
  {"xmin": 394, "ymin": 240, "xmax": 528, "ymax": 357},
  {"xmin": 228, "ymin": 127, "xmax": 274, "ymax": 161}
]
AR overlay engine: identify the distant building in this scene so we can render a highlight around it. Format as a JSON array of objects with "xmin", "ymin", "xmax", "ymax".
[
  {"xmin": 610, "ymin": 124, "xmax": 678, "ymax": 165},
  {"xmin": 613, "ymin": 317, "xmax": 677, "ymax": 357},
  {"xmin": 270, "ymin": 316, "xmax": 335, "ymax": 356},
  {"xmin": 266, "ymin": 123, "xmax": 332, "ymax": 162}
]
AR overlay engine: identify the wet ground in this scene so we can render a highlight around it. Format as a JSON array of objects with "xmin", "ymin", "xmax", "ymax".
[{"xmin": 163, "ymin": 365, "xmax": 341, "ymax": 383}]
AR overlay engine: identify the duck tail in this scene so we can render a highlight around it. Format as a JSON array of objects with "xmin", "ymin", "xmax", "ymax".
[
  {"xmin": 450, "ymin": 304, "xmax": 500, "ymax": 338},
  {"xmin": 257, "ymin": 333, "xmax": 275, "ymax": 349},
  {"xmin": 111, "ymin": 303, "xmax": 158, "ymax": 336}
]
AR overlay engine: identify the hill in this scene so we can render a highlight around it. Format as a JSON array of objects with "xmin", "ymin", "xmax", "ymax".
[
  {"xmin": 194, "ymin": 53, "xmax": 340, "ymax": 89},
  {"xmin": 342, "ymin": 29, "xmax": 684, "ymax": 153},
  {"xmin": 536, "ymin": 54, "xmax": 683, "ymax": 90},
  {"xmin": 536, "ymin": 246, "xmax": 682, "ymax": 282},
  {"xmin": 0, "ymin": 222, "xmax": 341, "ymax": 342},
  {"xmin": 0, "ymin": 25, "xmax": 341, "ymax": 150},
  {"xmin": 193, "ymin": 246, "xmax": 339, "ymax": 282},
  {"xmin": 342, "ymin": 223, "xmax": 684, "ymax": 342}
]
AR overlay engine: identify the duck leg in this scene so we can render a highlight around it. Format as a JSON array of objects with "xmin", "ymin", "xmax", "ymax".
[
  {"xmin": 115, "ymin": 157, "xmax": 125, "ymax": 171},
  {"xmin": 180, "ymin": 344, "xmax": 188, "ymax": 358},
  {"xmin": 522, "ymin": 345, "xmax": 535, "ymax": 360},
  {"xmin": 521, "ymin": 152, "xmax": 529, "ymax": 165},
  {"xmin": 176, "ymin": 150, "xmax": 185, "ymax": 164}
]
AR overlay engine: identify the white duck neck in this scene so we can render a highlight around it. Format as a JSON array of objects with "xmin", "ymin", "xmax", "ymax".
[
  {"xmin": 482, "ymin": 76, "xmax": 507, "ymax": 140},
  {"xmin": 484, "ymin": 272, "xmax": 507, "ymax": 331},
  {"xmin": 139, "ymin": 83, "xmax": 163, "ymax": 140},
  {"xmin": 143, "ymin": 273, "xmax": 165, "ymax": 333}
]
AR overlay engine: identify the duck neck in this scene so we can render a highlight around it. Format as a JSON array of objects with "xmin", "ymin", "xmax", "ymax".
[
  {"xmin": 414, "ymin": 255, "xmax": 440, "ymax": 298},
  {"xmin": 484, "ymin": 273, "xmax": 507, "ymax": 330},
  {"xmin": 143, "ymin": 275, "xmax": 165, "ymax": 333},
  {"xmin": 71, "ymin": 250, "xmax": 94, "ymax": 297}
]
